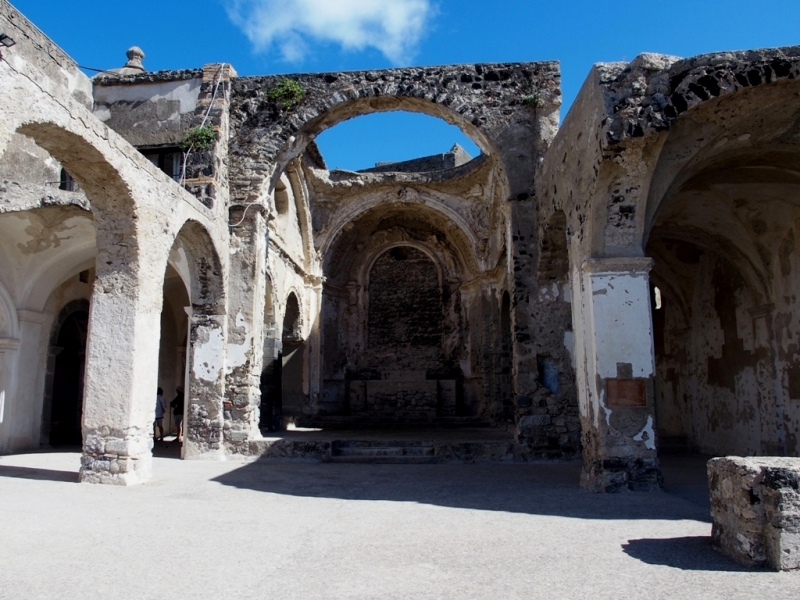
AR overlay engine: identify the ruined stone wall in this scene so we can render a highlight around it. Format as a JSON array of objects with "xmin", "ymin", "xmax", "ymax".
[
  {"xmin": 368, "ymin": 247, "xmax": 442, "ymax": 355},
  {"xmin": 228, "ymin": 61, "xmax": 560, "ymax": 203}
]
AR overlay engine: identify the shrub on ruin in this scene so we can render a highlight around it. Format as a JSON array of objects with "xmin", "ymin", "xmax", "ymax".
[
  {"xmin": 266, "ymin": 78, "xmax": 305, "ymax": 110},
  {"xmin": 179, "ymin": 125, "xmax": 216, "ymax": 151}
]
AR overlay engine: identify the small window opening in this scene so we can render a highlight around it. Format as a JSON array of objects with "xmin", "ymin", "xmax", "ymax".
[
  {"xmin": 140, "ymin": 147, "xmax": 182, "ymax": 182},
  {"xmin": 59, "ymin": 168, "xmax": 75, "ymax": 192},
  {"xmin": 389, "ymin": 247, "xmax": 410, "ymax": 261},
  {"xmin": 78, "ymin": 270, "xmax": 90, "ymax": 284}
]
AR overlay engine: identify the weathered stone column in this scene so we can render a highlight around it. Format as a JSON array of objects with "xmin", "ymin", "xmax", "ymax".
[
  {"xmin": 508, "ymin": 196, "xmax": 540, "ymax": 418},
  {"xmin": 223, "ymin": 205, "xmax": 267, "ymax": 452},
  {"xmin": 573, "ymin": 257, "xmax": 662, "ymax": 492},
  {"xmin": 80, "ymin": 265, "xmax": 161, "ymax": 485},
  {"xmin": 183, "ymin": 308, "xmax": 226, "ymax": 460}
]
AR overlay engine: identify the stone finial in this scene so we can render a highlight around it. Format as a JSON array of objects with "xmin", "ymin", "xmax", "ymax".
[{"xmin": 124, "ymin": 46, "xmax": 145, "ymax": 71}]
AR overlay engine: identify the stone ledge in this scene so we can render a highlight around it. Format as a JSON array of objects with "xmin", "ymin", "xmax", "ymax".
[{"xmin": 708, "ymin": 456, "xmax": 800, "ymax": 570}]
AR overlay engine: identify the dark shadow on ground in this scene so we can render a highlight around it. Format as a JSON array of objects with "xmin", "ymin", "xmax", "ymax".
[
  {"xmin": 0, "ymin": 464, "xmax": 78, "ymax": 483},
  {"xmin": 212, "ymin": 458, "xmax": 713, "ymax": 523},
  {"xmin": 660, "ymin": 453, "xmax": 714, "ymax": 518},
  {"xmin": 622, "ymin": 536, "xmax": 763, "ymax": 572},
  {"xmin": 152, "ymin": 439, "xmax": 182, "ymax": 460}
]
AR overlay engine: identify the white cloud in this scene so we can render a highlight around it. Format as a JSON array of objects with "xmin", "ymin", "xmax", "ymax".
[{"xmin": 226, "ymin": 0, "xmax": 433, "ymax": 65}]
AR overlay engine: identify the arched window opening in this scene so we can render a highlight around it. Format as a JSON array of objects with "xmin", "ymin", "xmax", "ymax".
[
  {"xmin": 314, "ymin": 111, "xmax": 481, "ymax": 173},
  {"xmin": 283, "ymin": 293, "xmax": 302, "ymax": 342},
  {"xmin": 281, "ymin": 293, "xmax": 304, "ymax": 421},
  {"xmin": 59, "ymin": 168, "xmax": 76, "ymax": 191}
]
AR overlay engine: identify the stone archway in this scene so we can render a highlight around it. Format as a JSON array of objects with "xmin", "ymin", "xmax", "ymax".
[{"xmin": 228, "ymin": 62, "xmax": 561, "ymax": 204}]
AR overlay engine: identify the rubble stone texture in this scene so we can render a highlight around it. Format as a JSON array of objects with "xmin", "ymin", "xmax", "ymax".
[{"xmin": 708, "ymin": 457, "xmax": 800, "ymax": 570}]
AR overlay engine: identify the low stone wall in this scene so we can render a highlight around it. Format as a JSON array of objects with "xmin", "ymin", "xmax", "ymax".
[{"xmin": 708, "ymin": 456, "xmax": 800, "ymax": 570}]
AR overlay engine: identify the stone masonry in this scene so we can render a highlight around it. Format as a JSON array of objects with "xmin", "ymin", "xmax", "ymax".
[{"xmin": 708, "ymin": 457, "xmax": 800, "ymax": 570}]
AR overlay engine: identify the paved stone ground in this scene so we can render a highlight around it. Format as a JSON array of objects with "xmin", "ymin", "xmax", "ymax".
[{"xmin": 1, "ymin": 451, "xmax": 799, "ymax": 599}]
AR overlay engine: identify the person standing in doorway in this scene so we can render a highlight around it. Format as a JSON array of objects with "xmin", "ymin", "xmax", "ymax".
[
  {"xmin": 171, "ymin": 387, "xmax": 185, "ymax": 443},
  {"xmin": 154, "ymin": 387, "xmax": 166, "ymax": 442}
]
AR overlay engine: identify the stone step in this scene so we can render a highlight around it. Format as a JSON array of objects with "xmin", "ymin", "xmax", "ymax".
[
  {"xmin": 332, "ymin": 440, "xmax": 435, "ymax": 459},
  {"xmin": 327, "ymin": 455, "xmax": 437, "ymax": 464},
  {"xmin": 299, "ymin": 416, "xmax": 490, "ymax": 430}
]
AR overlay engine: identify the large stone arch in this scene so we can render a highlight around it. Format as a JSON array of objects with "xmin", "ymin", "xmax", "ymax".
[
  {"xmin": 322, "ymin": 193, "xmax": 481, "ymax": 277},
  {"xmin": 229, "ymin": 62, "xmax": 561, "ymax": 203},
  {"xmin": 323, "ymin": 201, "xmax": 479, "ymax": 286},
  {"xmin": 162, "ymin": 219, "xmax": 227, "ymax": 460}
]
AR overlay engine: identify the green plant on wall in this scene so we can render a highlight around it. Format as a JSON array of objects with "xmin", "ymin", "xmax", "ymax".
[
  {"xmin": 266, "ymin": 78, "xmax": 305, "ymax": 110},
  {"xmin": 522, "ymin": 93, "xmax": 544, "ymax": 108},
  {"xmin": 519, "ymin": 77, "xmax": 543, "ymax": 108},
  {"xmin": 180, "ymin": 125, "xmax": 216, "ymax": 151}
]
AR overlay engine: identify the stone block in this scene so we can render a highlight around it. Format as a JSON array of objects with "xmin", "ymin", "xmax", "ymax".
[{"xmin": 708, "ymin": 456, "xmax": 800, "ymax": 570}]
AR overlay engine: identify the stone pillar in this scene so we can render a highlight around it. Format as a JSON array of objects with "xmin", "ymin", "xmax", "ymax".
[
  {"xmin": 80, "ymin": 267, "xmax": 161, "ymax": 485},
  {"xmin": 223, "ymin": 205, "xmax": 267, "ymax": 452},
  {"xmin": 183, "ymin": 308, "xmax": 226, "ymax": 459},
  {"xmin": 508, "ymin": 196, "xmax": 540, "ymax": 418},
  {"xmin": 573, "ymin": 257, "xmax": 662, "ymax": 492}
]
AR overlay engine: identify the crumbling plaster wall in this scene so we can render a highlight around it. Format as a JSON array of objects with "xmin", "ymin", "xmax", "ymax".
[
  {"xmin": 540, "ymin": 45, "xmax": 800, "ymax": 489},
  {"xmin": 93, "ymin": 72, "xmax": 203, "ymax": 147}
]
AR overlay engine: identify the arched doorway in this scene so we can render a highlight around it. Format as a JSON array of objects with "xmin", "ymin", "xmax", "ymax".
[
  {"xmin": 281, "ymin": 293, "xmax": 304, "ymax": 419},
  {"xmin": 48, "ymin": 304, "xmax": 89, "ymax": 446},
  {"xmin": 260, "ymin": 277, "xmax": 281, "ymax": 431},
  {"xmin": 156, "ymin": 262, "xmax": 190, "ymax": 452}
]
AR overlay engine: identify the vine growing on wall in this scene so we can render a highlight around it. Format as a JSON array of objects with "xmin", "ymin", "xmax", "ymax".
[{"xmin": 265, "ymin": 78, "xmax": 305, "ymax": 110}]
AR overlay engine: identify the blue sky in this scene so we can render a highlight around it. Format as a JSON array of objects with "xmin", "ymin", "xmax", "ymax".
[{"xmin": 11, "ymin": 0, "xmax": 800, "ymax": 170}]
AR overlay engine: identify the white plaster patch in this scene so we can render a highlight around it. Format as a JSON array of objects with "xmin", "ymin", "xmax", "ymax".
[
  {"xmin": 599, "ymin": 386, "xmax": 612, "ymax": 426},
  {"xmin": 192, "ymin": 327, "xmax": 225, "ymax": 383},
  {"xmin": 226, "ymin": 312, "xmax": 253, "ymax": 372},
  {"xmin": 590, "ymin": 272, "xmax": 655, "ymax": 378},
  {"xmin": 93, "ymin": 78, "xmax": 201, "ymax": 114},
  {"xmin": 538, "ymin": 282, "xmax": 559, "ymax": 303},
  {"xmin": 633, "ymin": 415, "xmax": 656, "ymax": 450}
]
